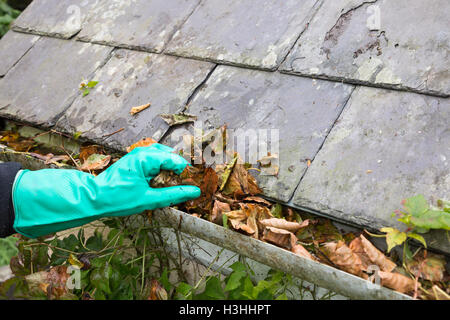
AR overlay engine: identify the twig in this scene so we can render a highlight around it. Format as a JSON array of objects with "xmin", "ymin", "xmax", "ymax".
[{"xmin": 101, "ymin": 128, "xmax": 124, "ymax": 139}]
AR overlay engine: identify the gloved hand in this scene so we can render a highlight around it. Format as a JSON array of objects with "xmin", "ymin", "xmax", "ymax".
[{"xmin": 11, "ymin": 144, "xmax": 200, "ymax": 238}]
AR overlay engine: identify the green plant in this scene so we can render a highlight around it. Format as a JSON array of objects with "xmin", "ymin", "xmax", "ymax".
[
  {"xmin": 79, "ymin": 80, "xmax": 99, "ymax": 97},
  {"xmin": 370, "ymin": 195, "xmax": 450, "ymax": 262},
  {"xmin": 0, "ymin": 214, "xmax": 296, "ymax": 300},
  {"xmin": 175, "ymin": 261, "xmax": 291, "ymax": 300},
  {"xmin": 0, "ymin": 0, "xmax": 20, "ymax": 38},
  {"xmin": 0, "ymin": 236, "xmax": 18, "ymax": 266}
]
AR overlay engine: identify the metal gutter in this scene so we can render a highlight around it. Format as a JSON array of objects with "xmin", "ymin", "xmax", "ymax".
[{"xmin": 154, "ymin": 207, "xmax": 413, "ymax": 300}]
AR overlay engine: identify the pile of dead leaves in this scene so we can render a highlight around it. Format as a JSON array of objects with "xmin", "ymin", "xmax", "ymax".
[{"xmin": 2, "ymin": 126, "xmax": 448, "ymax": 299}]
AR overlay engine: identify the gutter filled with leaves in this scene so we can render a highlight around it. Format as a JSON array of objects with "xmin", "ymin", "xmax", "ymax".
[{"xmin": 1, "ymin": 119, "xmax": 448, "ymax": 300}]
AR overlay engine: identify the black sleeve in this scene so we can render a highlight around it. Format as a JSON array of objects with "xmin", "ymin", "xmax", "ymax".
[{"xmin": 0, "ymin": 162, "xmax": 22, "ymax": 238}]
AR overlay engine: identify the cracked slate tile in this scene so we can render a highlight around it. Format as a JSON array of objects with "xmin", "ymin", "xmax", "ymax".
[
  {"xmin": 55, "ymin": 49, "xmax": 214, "ymax": 151},
  {"xmin": 0, "ymin": 31, "xmax": 40, "ymax": 76},
  {"xmin": 76, "ymin": 0, "xmax": 201, "ymax": 53},
  {"xmin": 165, "ymin": 0, "xmax": 319, "ymax": 70},
  {"xmin": 0, "ymin": 37, "xmax": 113, "ymax": 126},
  {"xmin": 11, "ymin": 0, "xmax": 95, "ymax": 38},
  {"xmin": 163, "ymin": 66, "xmax": 354, "ymax": 202},
  {"xmin": 293, "ymin": 86, "xmax": 450, "ymax": 253},
  {"xmin": 281, "ymin": 0, "xmax": 450, "ymax": 97}
]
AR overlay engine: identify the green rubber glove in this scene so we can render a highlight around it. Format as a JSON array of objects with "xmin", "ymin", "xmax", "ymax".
[{"xmin": 12, "ymin": 144, "xmax": 200, "ymax": 238}]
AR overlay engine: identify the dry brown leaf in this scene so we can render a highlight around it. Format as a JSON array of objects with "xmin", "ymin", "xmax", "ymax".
[
  {"xmin": 184, "ymin": 167, "xmax": 218, "ymax": 214},
  {"xmin": 148, "ymin": 279, "xmax": 168, "ymax": 300},
  {"xmin": 224, "ymin": 210, "xmax": 246, "ymax": 221},
  {"xmin": 242, "ymin": 196, "xmax": 272, "ymax": 206},
  {"xmin": 130, "ymin": 103, "xmax": 151, "ymax": 115},
  {"xmin": 246, "ymin": 214, "xmax": 258, "ymax": 238},
  {"xmin": 240, "ymin": 203, "xmax": 272, "ymax": 220},
  {"xmin": 126, "ymin": 137, "xmax": 157, "ymax": 153},
  {"xmin": 262, "ymin": 227, "xmax": 293, "ymax": 249},
  {"xmin": 348, "ymin": 237, "xmax": 372, "ymax": 271},
  {"xmin": 80, "ymin": 154, "xmax": 111, "ymax": 172},
  {"xmin": 378, "ymin": 271, "xmax": 415, "ymax": 294},
  {"xmin": 260, "ymin": 218, "xmax": 310, "ymax": 233},
  {"xmin": 225, "ymin": 210, "xmax": 254, "ymax": 235},
  {"xmin": 258, "ymin": 153, "xmax": 279, "ymax": 176},
  {"xmin": 211, "ymin": 200, "xmax": 231, "ymax": 225},
  {"xmin": 150, "ymin": 170, "xmax": 181, "ymax": 188},
  {"xmin": 322, "ymin": 241, "xmax": 364, "ymax": 277},
  {"xmin": 292, "ymin": 244, "xmax": 316, "ymax": 261},
  {"xmin": 160, "ymin": 113, "xmax": 197, "ymax": 126},
  {"xmin": 214, "ymin": 193, "xmax": 239, "ymax": 206},
  {"xmin": 239, "ymin": 223, "xmax": 256, "ymax": 235},
  {"xmin": 360, "ymin": 235, "xmax": 396, "ymax": 272},
  {"xmin": 222, "ymin": 163, "xmax": 261, "ymax": 199},
  {"xmin": 8, "ymin": 139, "xmax": 35, "ymax": 152},
  {"xmin": 406, "ymin": 252, "xmax": 446, "ymax": 282},
  {"xmin": 45, "ymin": 155, "xmax": 70, "ymax": 165},
  {"xmin": 79, "ymin": 145, "xmax": 104, "ymax": 162}
]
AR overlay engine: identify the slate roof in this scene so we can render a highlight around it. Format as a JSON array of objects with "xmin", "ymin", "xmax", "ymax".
[{"xmin": 0, "ymin": 0, "xmax": 448, "ymax": 253}]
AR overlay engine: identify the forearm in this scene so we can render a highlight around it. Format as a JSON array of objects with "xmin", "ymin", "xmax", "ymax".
[{"xmin": 0, "ymin": 162, "xmax": 22, "ymax": 238}]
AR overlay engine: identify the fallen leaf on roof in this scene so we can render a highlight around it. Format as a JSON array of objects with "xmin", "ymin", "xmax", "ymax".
[
  {"xmin": 291, "ymin": 243, "xmax": 316, "ymax": 261},
  {"xmin": 184, "ymin": 167, "xmax": 218, "ymax": 214},
  {"xmin": 258, "ymin": 153, "xmax": 279, "ymax": 176},
  {"xmin": 150, "ymin": 170, "xmax": 180, "ymax": 188},
  {"xmin": 262, "ymin": 227, "xmax": 293, "ymax": 249},
  {"xmin": 79, "ymin": 145, "xmax": 104, "ymax": 162},
  {"xmin": 322, "ymin": 241, "xmax": 365, "ymax": 277},
  {"xmin": 222, "ymin": 162, "xmax": 261, "ymax": 198},
  {"xmin": 242, "ymin": 196, "xmax": 272, "ymax": 206},
  {"xmin": 211, "ymin": 200, "xmax": 231, "ymax": 225},
  {"xmin": 406, "ymin": 252, "xmax": 446, "ymax": 282},
  {"xmin": 359, "ymin": 235, "xmax": 397, "ymax": 272},
  {"xmin": 348, "ymin": 237, "xmax": 371, "ymax": 271},
  {"xmin": 258, "ymin": 153, "xmax": 278, "ymax": 167},
  {"xmin": 260, "ymin": 218, "xmax": 310, "ymax": 233},
  {"xmin": 0, "ymin": 132, "xmax": 19, "ymax": 142},
  {"xmin": 126, "ymin": 137, "xmax": 157, "ymax": 153},
  {"xmin": 7, "ymin": 140, "xmax": 36, "ymax": 152},
  {"xmin": 160, "ymin": 113, "xmax": 197, "ymax": 126},
  {"xmin": 80, "ymin": 154, "xmax": 111, "ymax": 172},
  {"xmin": 378, "ymin": 271, "xmax": 415, "ymax": 294},
  {"xmin": 130, "ymin": 103, "xmax": 151, "ymax": 115},
  {"xmin": 218, "ymin": 153, "xmax": 238, "ymax": 191},
  {"xmin": 148, "ymin": 279, "xmax": 168, "ymax": 300}
]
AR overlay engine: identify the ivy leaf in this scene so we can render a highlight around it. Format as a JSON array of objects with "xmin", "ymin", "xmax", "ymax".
[
  {"xmin": 90, "ymin": 262, "xmax": 112, "ymax": 294},
  {"xmin": 380, "ymin": 227, "xmax": 407, "ymax": 252},
  {"xmin": 224, "ymin": 271, "xmax": 246, "ymax": 292},
  {"xmin": 407, "ymin": 233, "xmax": 427, "ymax": 248},
  {"xmin": 229, "ymin": 261, "xmax": 246, "ymax": 273},
  {"xmin": 85, "ymin": 233, "xmax": 103, "ymax": 251},
  {"xmin": 203, "ymin": 277, "xmax": 226, "ymax": 300},
  {"xmin": 276, "ymin": 293, "xmax": 288, "ymax": 300},
  {"xmin": 176, "ymin": 282, "xmax": 192, "ymax": 300},
  {"xmin": 159, "ymin": 269, "xmax": 172, "ymax": 292}
]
